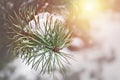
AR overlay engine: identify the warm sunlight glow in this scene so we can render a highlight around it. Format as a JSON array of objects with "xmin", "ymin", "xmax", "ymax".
[
  {"xmin": 81, "ymin": 0, "xmax": 100, "ymax": 16},
  {"xmin": 71, "ymin": 0, "xmax": 102, "ymax": 19},
  {"xmin": 84, "ymin": 1, "xmax": 96, "ymax": 12}
]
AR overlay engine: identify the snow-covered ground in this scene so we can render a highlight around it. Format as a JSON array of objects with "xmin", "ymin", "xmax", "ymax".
[{"xmin": 1, "ymin": 11, "xmax": 120, "ymax": 80}]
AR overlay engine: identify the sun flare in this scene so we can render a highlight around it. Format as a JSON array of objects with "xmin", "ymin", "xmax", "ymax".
[
  {"xmin": 83, "ymin": 1, "xmax": 96, "ymax": 12},
  {"xmin": 81, "ymin": 0, "xmax": 101, "ymax": 16},
  {"xmin": 71, "ymin": 0, "xmax": 101, "ymax": 18}
]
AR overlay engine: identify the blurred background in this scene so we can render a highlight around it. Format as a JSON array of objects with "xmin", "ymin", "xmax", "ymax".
[{"xmin": 0, "ymin": 0, "xmax": 120, "ymax": 80}]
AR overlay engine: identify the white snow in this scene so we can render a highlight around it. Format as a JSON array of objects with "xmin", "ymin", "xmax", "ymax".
[{"xmin": 1, "ymin": 11, "xmax": 120, "ymax": 80}]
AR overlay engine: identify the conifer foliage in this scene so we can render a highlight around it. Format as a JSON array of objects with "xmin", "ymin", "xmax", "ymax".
[{"xmin": 8, "ymin": 6, "xmax": 71, "ymax": 74}]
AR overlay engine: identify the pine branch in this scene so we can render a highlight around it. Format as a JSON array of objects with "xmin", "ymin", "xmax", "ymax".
[{"xmin": 8, "ymin": 6, "xmax": 71, "ymax": 75}]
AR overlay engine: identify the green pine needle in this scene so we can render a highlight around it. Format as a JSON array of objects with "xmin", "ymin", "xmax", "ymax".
[{"xmin": 8, "ymin": 6, "xmax": 71, "ymax": 75}]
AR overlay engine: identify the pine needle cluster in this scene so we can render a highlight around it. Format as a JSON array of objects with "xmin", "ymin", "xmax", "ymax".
[{"xmin": 8, "ymin": 6, "xmax": 71, "ymax": 74}]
